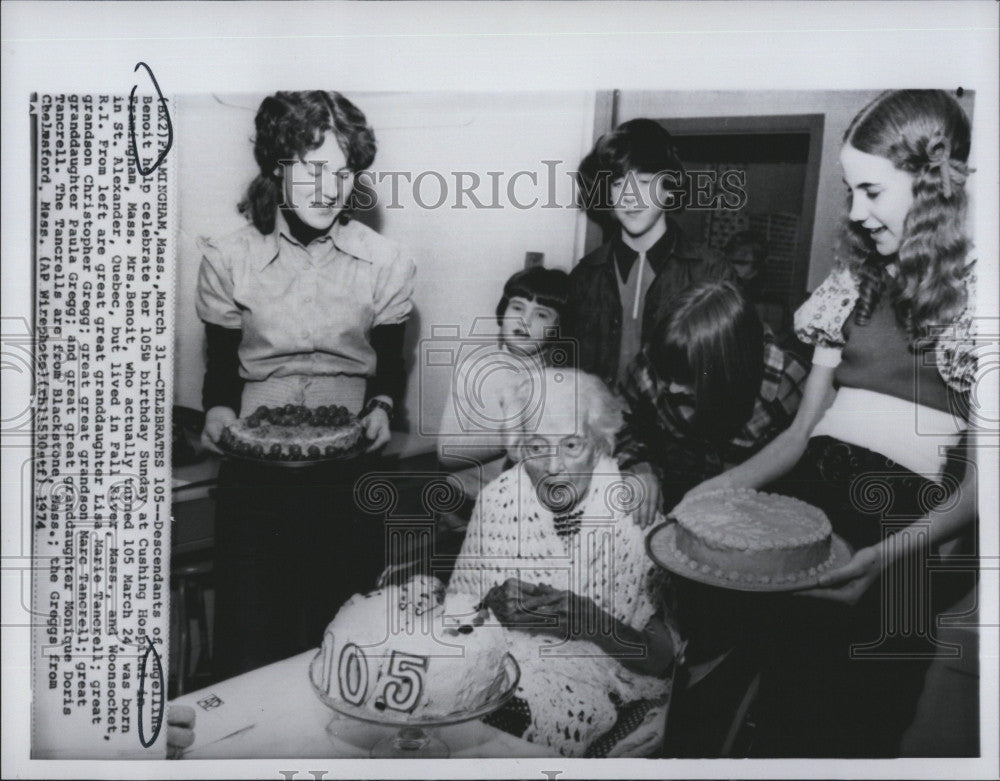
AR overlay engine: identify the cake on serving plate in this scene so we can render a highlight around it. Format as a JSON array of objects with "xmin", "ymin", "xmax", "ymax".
[
  {"xmin": 220, "ymin": 404, "xmax": 363, "ymax": 461},
  {"xmin": 313, "ymin": 575, "xmax": 510, "ymax": 718},
  {"xmin": 670, "ymin": 488, "xmax": 835, "ymax": 586}
]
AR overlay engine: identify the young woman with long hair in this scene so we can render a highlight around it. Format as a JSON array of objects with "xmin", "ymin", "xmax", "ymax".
[
  {"xmin": 686, "ymin": 89, "xmax": 980, "ymax": 757},
  {"xmin": 196, "ymin": 91, "xmax": 416, "ymax": 679}
]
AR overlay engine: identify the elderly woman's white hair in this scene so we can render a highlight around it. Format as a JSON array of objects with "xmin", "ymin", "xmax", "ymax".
[{"xmin": 499, "ymin": 368, "xmax": 624, "ymax": 462}]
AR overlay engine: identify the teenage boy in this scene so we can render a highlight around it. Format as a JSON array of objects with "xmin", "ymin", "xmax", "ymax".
[{"xmin": 567, "ymin": 119, "xmax": 735, "ymax": 389}]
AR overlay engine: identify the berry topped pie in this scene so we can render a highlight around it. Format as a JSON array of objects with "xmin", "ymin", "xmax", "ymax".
[{"xmin": 219, "ymin": 404, "xmax": 364, "ymax": 462}]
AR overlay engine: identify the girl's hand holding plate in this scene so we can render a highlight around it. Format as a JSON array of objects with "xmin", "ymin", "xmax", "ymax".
[
  {"xmin": 796, "ymin": 544, "xmax": 882, "ymax": 605},
  {"xmin": 201, "ymin": 406, "xmax": 237, "ymax": 455},
  {"xmin": 361, "ymin": 405, "xmax": 391, "ymax": 452}
]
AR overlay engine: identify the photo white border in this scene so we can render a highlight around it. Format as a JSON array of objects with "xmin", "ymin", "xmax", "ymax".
[{"xmin": 3, "ymin": 1, "xmax": 997, "ymax": 779}]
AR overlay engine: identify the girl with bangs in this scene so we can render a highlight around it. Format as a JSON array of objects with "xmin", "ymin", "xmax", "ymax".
[
  {"xmin": 432, "ymin": 268, "xmax": 571, "ymax": 544},
  {"xmin": 686, "ymin": 89, "xmax": 981, "ymax": 757}
]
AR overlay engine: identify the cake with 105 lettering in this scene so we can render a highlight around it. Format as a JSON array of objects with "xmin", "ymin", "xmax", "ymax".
[{"xmin": 311, "ymin": 576, "xmax": 510, "ymax": 719}]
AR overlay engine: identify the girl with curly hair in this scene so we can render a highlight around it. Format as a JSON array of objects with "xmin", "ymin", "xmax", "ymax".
[
  {"xmin": 686, "ymin": 90, "xmax": 980, "ymax": 757},
  {"xmin": 196, "ymin": 91, "xmax": 416, "ymax": 678}
]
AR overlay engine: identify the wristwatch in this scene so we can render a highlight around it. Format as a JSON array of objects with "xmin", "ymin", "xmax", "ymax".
[{"xmin": 362, "ymin": 397, "xmax": 394, "ymax": 421}]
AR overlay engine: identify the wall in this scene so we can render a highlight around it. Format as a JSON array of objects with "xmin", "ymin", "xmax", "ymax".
[
  {"xmin": 615, "ymin": 90, "xmax": 976, "ymax": 291},
  {"xmin": 173, "ymin": 92, "xmax": 596, "ymax": 455}
]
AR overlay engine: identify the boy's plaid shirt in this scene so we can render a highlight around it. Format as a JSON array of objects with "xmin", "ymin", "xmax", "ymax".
[{"xmin": 616, "ymin": 333, "xmax": 809, "ymax": 478}]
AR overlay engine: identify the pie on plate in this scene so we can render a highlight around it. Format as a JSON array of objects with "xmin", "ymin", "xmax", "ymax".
[{"xmin": 219, "ymin": 404, "xmax": 364, "ymax": 462}]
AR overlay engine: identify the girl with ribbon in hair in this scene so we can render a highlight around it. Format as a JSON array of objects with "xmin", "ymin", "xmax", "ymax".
[{"xmin": 686, "ymin": 89, "xmax": 980, "ymax": 756}]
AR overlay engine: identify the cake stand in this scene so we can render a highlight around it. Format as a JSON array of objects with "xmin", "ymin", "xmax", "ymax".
[{"xmin": 309, "ymin": 652, "xmax": 520, "ymax": 758}]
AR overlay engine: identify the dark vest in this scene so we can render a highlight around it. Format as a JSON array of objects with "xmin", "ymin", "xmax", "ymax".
[{"xmin": 838, "ymin": 295, "xmax": 959, "ymax": 416}]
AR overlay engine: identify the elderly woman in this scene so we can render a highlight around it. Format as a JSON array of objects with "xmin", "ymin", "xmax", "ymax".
[{"xmin": 447, "ymin": 368, "xmax": 680, "ymax": 758}]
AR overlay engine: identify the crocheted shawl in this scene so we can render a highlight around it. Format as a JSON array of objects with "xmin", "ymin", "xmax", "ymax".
[{"xmin": 447, "ymin": 456, "xmax": 671, "ymax": 756}]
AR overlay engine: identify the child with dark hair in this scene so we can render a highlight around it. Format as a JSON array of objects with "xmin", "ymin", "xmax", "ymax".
[
  {"xmin": 494, "ymin": 267, "xmax": 570, "ymax": 353},
  {"xmin": 437, "ymin": 266, "xmax": 570, "ymax": 504},
  {"xmin": 567, "ymin": 118, "xmax": 735, "ymax": 390},
  {"xmin": 196, "ymin": 91, "xmax": 415, "ymax": 679},
  {"xmin": 614, "ymin": 278, "xmax": 808, "ymax": 755},
  {"xmin": 616, "ymin": 279, "xmax": 808, "ymax": 511},
  {"xmin": 368, "ymin": 267, "xmax": 571, "ymax": 588},
  {"xmin": 723, "ymin": 230, "xmax": 801, "ymax": 356},
  {"xmin": 723, "ymin": 230, "xmax": 768, "ymax": 294}
]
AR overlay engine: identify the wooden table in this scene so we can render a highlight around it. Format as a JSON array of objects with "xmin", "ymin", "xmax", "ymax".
[{"xmin": 170, "ymin": 650, "xmax": 555, "ymax": 759}]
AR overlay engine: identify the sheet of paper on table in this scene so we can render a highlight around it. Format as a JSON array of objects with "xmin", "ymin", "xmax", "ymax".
[{"xmin": 171, "ymin": 650, "xmax": 554, "ymax": 759}]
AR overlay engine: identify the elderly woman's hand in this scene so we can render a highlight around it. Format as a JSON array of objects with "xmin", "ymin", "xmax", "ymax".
[
  {"xmin": 483, "ymin": 579, "xmax": 565, "ymax": 631},
  {"xmin": 483, "ymin": 578, "xmax": 542, "ymax": 628},
  {"xmin": 483, "ymin": 578, "xmax": 590, "ymax": 637},
  {"xmin": 520, "ymin": 583, "xmax": 592, "ymax": 636},
  {"xmin": 483, "ymin": 579, "xmax": 675, "ymax": 676}
]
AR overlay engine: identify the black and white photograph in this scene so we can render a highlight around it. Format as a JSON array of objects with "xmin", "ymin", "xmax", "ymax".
[{"xmin": 3, "ymin": 2, "xmax": 998, "ymax": 779}]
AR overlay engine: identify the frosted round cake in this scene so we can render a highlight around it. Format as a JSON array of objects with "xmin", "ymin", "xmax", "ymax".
[
  {"xmin": 220, "ymin": 404, "xmax": 362, "ymax": 461},
  {"xmin": 312, "ymin": 576, "xmax": 509, "ymax": 718},
  {"xmin": 670, "ymin": 488, "xmax": 834, "ymax": 586}
]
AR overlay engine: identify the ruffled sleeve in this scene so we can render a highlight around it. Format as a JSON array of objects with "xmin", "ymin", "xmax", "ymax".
[
  {"xmin": 935, "ymin": 263, "xmax": 979, "ymax": 393},
  {"xmin": 793, "ymin": 262, "xmax": 861, "ymax": 349}
]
